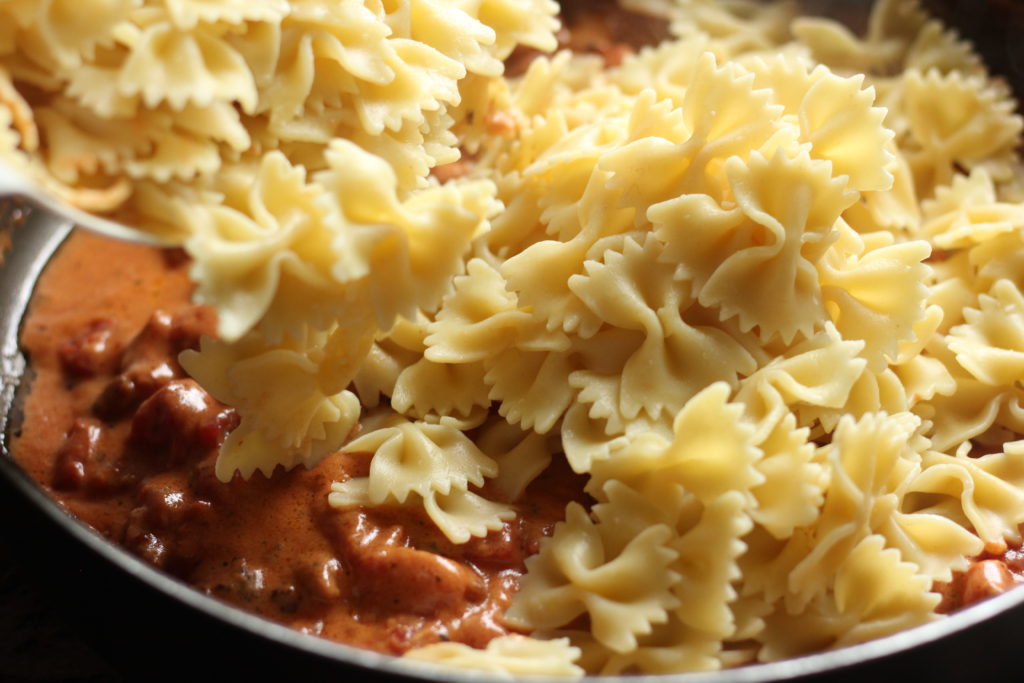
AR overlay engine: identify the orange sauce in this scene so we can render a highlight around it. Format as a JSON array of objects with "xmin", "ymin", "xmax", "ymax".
[{"xmin": 12, "ymin": 229, "xmax": 587, "ymax": 654}]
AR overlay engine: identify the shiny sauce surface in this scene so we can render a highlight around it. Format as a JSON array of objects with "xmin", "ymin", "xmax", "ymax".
[{"xmin": 12, "ymin": 229, "xmax": 586, "ymax": 654}]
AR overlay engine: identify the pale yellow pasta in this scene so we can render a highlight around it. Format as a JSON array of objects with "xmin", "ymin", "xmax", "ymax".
[
  {"xmin": 328, "ymin": 414, "xmax": 516, "ymax": 542},
  {"xmin": 477, "ymin": 418, "xmax": 554, "ymax": 502},
  {"xmin": 404, "ymin": 635, "xmax": 583, "ymax": 677},
  {"xmin": 505, "ymin": 501, "xmax": 683, "ymax": 653},
  {"xmin": 744, "ymin": 55, "xmax": 895, "ymax": 192},
  {"xmin": 569, "ymin": 235, "xmax": 757, "ymax": 423},
  {"xmin": 747, "ymin": 408, "xmax": 824, "ymax": 540},
  {"xmin": 757, "ymin": 535, "xmax": 940, "ymax": 661},
  {"xmin": 423, "ymin": 257, "xmax": 533, "ymax": 363},
  {"xmin": 487, "ymin": 346, "xmax": 577, "ymax": 433},
  {"xmin": 351, "ymin": 315, "xmax": 427, "ymax": 408},
  {"xmin": 901, "ymin": 68, "xmax": 1023, "ymax": 194},
  {"xmin": 8, "ymin": 0, "xmax": 1024, "ymax": 678},
  {"xmin": 819, "ymin": 228, "xmax": 931, "ymax": 372}
]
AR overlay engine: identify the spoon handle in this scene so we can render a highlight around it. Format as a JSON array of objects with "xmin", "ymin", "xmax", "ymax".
[{"xmin": 0, "ymin": 161, "xmax": 172, "ymax": 247}]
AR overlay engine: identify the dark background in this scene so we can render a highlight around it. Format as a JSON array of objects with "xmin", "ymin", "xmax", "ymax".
[{"xmin": 0, "ymin": 477, "xmax": 125, "ymax": 682}]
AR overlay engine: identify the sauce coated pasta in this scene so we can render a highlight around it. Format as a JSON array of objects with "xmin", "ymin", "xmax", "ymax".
[{"xmin": 7, "ymin": 0, "xmax": 1024, "ymax": 676}]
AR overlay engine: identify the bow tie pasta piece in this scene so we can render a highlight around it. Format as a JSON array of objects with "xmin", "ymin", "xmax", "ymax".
[
  {"xmin": 920, "ymin": 376, "xmax": 1024, "ymax": 455},
  {"xmin": 502, "ymin": 234, "xmax": 605, "ymax": 338},
  {"xmin": 485, "ymin": 344, "xmax": 577, "ymax": 434},
  {"xmin": 386, "ymin": 0, "xmax": 502, "ymax": 77},
  {"xmin": 910, "ymin": 442, "xmax": 1024, "ymax": 550},
  {"xmin": 342, "ymin": 416, "xmax": 499, "ymax": 502},
  {"xmin": 646, "ymin": 382, "xmax": 763, "ymax": 503},
  {"xmin": 901, "ymin": 67, "xmax": 1023, "ymax": 195},
  {"xmin": 743, "ymin": 55, "xmax": 894, "ymax": 193},
  {"xmin": 534, "ymin": 155, "xmax": 638, "ymax": 244},
  {"xmin": 560, "ymin": 401, "xmax": 673, "ymax": 475},
  {"xmin": 117, "ymin": 18, "xmax": 259, "ymax": 113},
  {"xmin": 214, "ymin": 392, "xmax": 361, "ymax": 481},
  {"xmin": 775, "ymin": 412, "xmax": 982, "ymax": 610},
  {"xmin": 162, "ymin": 0, "xmax": 290, "ymax": 31},
  {"xmin": 919, "ymin": 307, "xmax": 1024, "ymax": 453},
  {"xmin": 830, "ymin": 536, "xmax": 940, "ymax": 645},
  {"xmin": 476, "ymin": 0, "xmax": 559, "ymax": 58},
  {"xmin": 890, "ymin": 306, "xmax": 956, "ymax": 406},
  {"xmin": 757, "ymin": 535, "xmax": 939, "ymax": 662},
  {"xmin": 600, "ymin": 53, "xmax": 784, "ymax": 212},
  {"xmin": 181, "ymin": 325, "xmax": 371, "ymax": 480},
  {"xmin": 584, "ymin": 434, "xmax": 689, "ymax": 520},
  {"xmin": 329, "ymin": 416, "xmax": 515, "ymax": 543},
  {"xmin": 569, "ymin": 233, "xmax": 683, "ymax": 334},
  {"xmin": 476, "ymin": 418, "xmax": 554, "ymax": 503},
  {"xmin": 316, "ymin": 139, "xmax": 500, "ymax": 329},
  {"xmin": 352, "ymin": 311, "xmax": 429, "ymax": 402},
  {"xmin": 4, "ymin": 0, "xmax": 137, "ymax": 71},
  {"xmin": 947, "ymin": 280, "xmax": 1024, "ymax": 387},
  {"xmin": 423, "ymin": 258, "xmax": 534, "ymax": 364},
  {"xmin": 404, "ymin": 635, "xmax": 583, "ymax": 677},
  {"xmin": 900, "ymin": 18, "xmax": 984, "ymax": 77},
  {"xmin": 969, "ymin": 232, "xmax": 1024, "ymax": 301},
  {"xmin": 610, "ymin": 36, "xmax": 709, "ymax": 108},
  {"xmin": 421, "ymin": 486, "xmax": 517, "ymax": 543},
  {"xmin": 506, "ymin": 501, "xmax": 682, "ymax": 654},
  {"xmin": 183, "ymin": 152, "xmax": 344, "ymax": 342},
  {"xmin": 746, "ymin": 407, "xmax": 826, "ymax": 540},
  {"xmin": 788, "ymin": 15, "xmax": 895, "ymax": 76},
  {"xmin": 391, "ymin": 356, "xmax": 491, "ymax": 422},
  {"xmin": 842, "ymin": 143, "xmax": 921, "ymax": 237},
  {"xmin": 652, "ymin": 149, "xmax": 856, "ymax": 345},
  {"xmin": 920, "ymin": 169, "xmax": 1024, "ymax": 250},
  {"xmin": 818, "ymin": 228, "xmax": 932, "ymax": 373},
  {"xmin": 585, "ymin": 383, "xmax": 759, "ymax": 498},
  {"xmin": 569, "ymin": 235, "xmax": 757, "ymax": 425},
  {"xmin": 803, "ymin": 364, "xmax": 909, "ymax": 435},
  {"xmin": 734, "ymin": 323, "xmax": 870, "ymax": 434},
  {"xmin": 579, "ymin": 618, "xmax": 717, "ymax": 675},
  {"xmin": 626, "ymin": 0, "xmax": 793, "ymax": 62}
]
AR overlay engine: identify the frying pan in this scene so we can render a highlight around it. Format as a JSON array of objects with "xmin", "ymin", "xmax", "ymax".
[{"xmin": 4, "ymin": 1, "xmax": 1024, "ymax": 680}]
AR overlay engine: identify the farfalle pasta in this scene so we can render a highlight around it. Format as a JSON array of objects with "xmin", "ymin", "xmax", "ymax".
[{"xmin": 9, "ymin": 0, "xmax": 1024, "ymax": 677}]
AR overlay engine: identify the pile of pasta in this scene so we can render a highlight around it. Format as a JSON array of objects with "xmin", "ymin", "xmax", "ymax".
[{"xmin": 5, "ymin": 0, "xmax": 1024, "ymax": 676}]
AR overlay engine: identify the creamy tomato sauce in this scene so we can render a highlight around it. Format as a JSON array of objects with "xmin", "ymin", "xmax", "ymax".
[{"xmin": 13, "ymin": 230, "xmax": 588, "ymax": 654}]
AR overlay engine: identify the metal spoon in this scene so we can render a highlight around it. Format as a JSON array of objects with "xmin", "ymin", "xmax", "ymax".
[{"xmin": 0, "ymin": 161, "xmax": 170, "ymax": 246}]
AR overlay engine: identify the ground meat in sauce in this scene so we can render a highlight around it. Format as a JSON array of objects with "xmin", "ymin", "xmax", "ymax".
[
  {"xmin": 13, "ymin": 230, "xmax": 588, "ymax": 655},
  {"xmin": 937, "ymin": 547, "xmax": 1024, "ymax": 613}
]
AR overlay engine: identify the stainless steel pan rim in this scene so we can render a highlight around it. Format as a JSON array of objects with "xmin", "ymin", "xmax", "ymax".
[{"xmin": 3, "ymin": 208, "xmax": 1024, "ymax": 682}]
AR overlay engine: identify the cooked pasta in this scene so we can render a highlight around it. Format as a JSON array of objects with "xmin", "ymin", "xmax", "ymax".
[{"xmin": 5, "ymin": 0, "xmax": 1024, "ymax": 676}]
